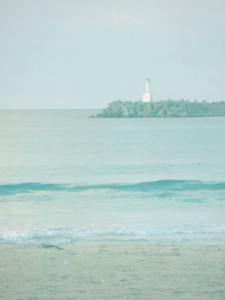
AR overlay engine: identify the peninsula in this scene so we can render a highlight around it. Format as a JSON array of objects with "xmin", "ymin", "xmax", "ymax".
[
  {"xmin": 93, "ymin": 80, "xmax": 225, "ymax": 118},
  {"xmin": 93, "ymin": 100, "xmax": 225, "ymax": 118}
]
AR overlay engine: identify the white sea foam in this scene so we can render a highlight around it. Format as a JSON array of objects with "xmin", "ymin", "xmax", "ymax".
[{"xmin": 1, "ymin": 226, "xmax": 225, "ymax": 245}]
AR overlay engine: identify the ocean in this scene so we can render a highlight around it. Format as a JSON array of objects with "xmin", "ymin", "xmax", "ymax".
[{"xmin": 1, "ymin": 110, "xmax": 225, "ymax": 246}]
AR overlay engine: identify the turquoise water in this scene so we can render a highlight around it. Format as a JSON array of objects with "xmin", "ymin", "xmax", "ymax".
[{"xmin": 0, "ymin": 110, "xmax": 225, "ymax": 245}]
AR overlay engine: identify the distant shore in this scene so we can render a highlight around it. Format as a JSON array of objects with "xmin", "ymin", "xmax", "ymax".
[
  {"xmin": 1, "ymin": 243, "xmax": 225, "ymax": 300},
  {"xmin": 92, "ymin": 100, "xmax": 225, "ymax": 118}
]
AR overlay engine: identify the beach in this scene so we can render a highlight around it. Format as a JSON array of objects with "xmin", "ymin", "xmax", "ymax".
[
  {"xmin": 1, "ymin": 0, "xmax": 225, "ymax": 297},
  {"xmin": 1, "ymin": 243, "xmax": 225, "ymax": 300},
  {"xmin": 1, "ymin": 112, "xmax": 225, "ymax": 299}
]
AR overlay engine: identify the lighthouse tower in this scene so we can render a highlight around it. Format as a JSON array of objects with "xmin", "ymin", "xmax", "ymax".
[{"xmin": 143, "ymin": 79, "xmax": 152, "ymax": 102}]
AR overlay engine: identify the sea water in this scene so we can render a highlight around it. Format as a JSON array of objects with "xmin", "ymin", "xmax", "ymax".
[{"xmin": 0, "ymin": 110, "xmax": 225, "ymax": 245}]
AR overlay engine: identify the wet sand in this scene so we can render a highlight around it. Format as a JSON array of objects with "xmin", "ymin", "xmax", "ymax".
[{"xmin": 0, "ymin": 243, "xmax": 225, "ymax": 300}]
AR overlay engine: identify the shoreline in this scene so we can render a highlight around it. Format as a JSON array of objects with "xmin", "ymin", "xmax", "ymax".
[{"xmin": 1, "ymin": 243, "xmax": 225, "ymax": 299}]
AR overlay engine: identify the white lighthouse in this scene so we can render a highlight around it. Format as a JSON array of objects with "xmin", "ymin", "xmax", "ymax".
[{"xmin": 143, "ymin": 78, "xmax": 152, "ymax": 102}]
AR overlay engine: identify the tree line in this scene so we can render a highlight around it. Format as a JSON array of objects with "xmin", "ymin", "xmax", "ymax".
[{"xmin": 93, "ymin": 100, "xmax": 225, "ymax": 118}]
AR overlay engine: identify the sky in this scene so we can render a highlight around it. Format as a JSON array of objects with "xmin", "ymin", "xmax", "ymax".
[{"xmin": 0, "ymin": 0, "xmax": 225, "ymax": 109}]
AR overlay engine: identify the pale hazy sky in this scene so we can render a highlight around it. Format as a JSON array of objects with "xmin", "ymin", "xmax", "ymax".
[{"xmin": 0, "ymin": 0, "xmax": 225, "ymax": 108}]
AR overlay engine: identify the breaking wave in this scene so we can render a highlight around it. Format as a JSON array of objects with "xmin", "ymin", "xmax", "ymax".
[
  {"xmin": 1, "ymin": 226, "xmax": 225, "ymax": 245},
  {"xmin": 0, "ymin": 180, "xmax": 225, "ymax": 196}
]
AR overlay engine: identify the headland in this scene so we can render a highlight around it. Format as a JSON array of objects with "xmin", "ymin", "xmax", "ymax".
[{"xmin": 93, "ymin": 100, "xmax": 225, "ymax": 118}]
